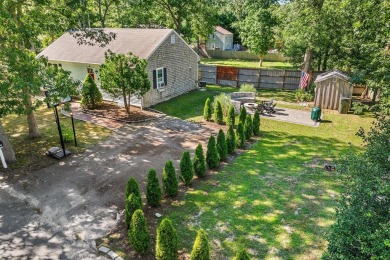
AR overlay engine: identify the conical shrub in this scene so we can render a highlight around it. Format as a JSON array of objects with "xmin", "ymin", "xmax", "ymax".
[
  {"xmin": 239, "ymin": 106, "xmax": 247, "ymax": 125},
  {"xmin": 235, "ymin": 249, "xmax": 250, "ymax": 260},
  {"xmin": 81, "ymin": 73, "xmax": 102, "ymax": 109},
  {"xmin": 226, "ymin": 125, "xmax": 236, "ymax": 154},
  {"xmin": 236, "ymin": 122, "xmax": 245, "ymax": 148},
  {"xmin": 206, "ymin": 135, "xmax": 219, "ymax": 169},
  {"xmin": 125, "ymin": 177, "xmax": 141, "ymax": 199},
  {"xmin": 128, "ymin": 209, "xmax": 150, "ymax": 254},
  {"xmin": 203, "ymin": 98, "xmax": 212, "ymax": 121},
  {"xmin": 190, "ymin": 229, "xmax": 210, "ymax": 260},
  {"xmin": 253, "ymin": 110, "xmax": 260, "ymax": 136},
  {"xmin": 217, "ymin": 129, "xmax": 227, "ymax": 161},
  {"xmin": 180, "ymin": 151, "xmax": 194, "ymax": 186},
  {"xmin": 125, "ymin": 193, "xmax": 142, "ymax": 227},
  {"xmin": 193, "ymin": 144, "xmax": 207, "ymax": 178},
  {"xmin": 146, "ymin": 168, "xmax": 162, "ymax": 207},
  {"xmin": 244, "ymin": 116, "xmax": 253, "ymax": 140},
  {"xmin": 213, "ymin": 101, "xmax": 223, "ymax": 124},
  {"xmin": 162, "ymin": 160, "xmax": 178, "ymax": 197},
  {"xmin": 227, "ymin": 105, "xmax": 236, "ymax": 128},
  {"xmin": 156, "ymin": 219, "xmax": 178, "ymax": 260}
]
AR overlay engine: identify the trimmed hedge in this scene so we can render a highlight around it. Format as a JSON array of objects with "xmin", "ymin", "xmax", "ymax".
[
  {"xmin": 244, "ymin": 116, "xmax": 253, "ymax": 140},
  {"xmin": 203, "ymin": 98, "xmax": 212, "ymax": 121},
  {"xmin": 156, "ymin": 219, "xmax": 178, "ymax": 260},
  {"xmin": 146, "ymin": 168, "xmax": 162, "ymax": 207},
  {"xmin": 235, "ymin": 249, "xmax": 250, "ymax": 260},
  {"xmin": 128, "ymin": 209, "xmax": 150, "ymax": 254},
  {"xmin": 217, "ymin": 129, "xmax": 228, "ymax": 161},
  {"xmin": 125, "ymin": 193, "xmax": 142, "ymax": 227},
  {"xmin": 193, "ymin": 144, "xmax": 207, "ymax": 178},
  {"xmin": 239, "ymin": 106, "xmax": 247, "ymax": 125},
  {"xmin": 180, "ymin": 151, "xmax": 194, "ymax": 186},
  {"xmin": 226, "ymin": 125, "xmax": 236, "ymax": 154},
  {"xmin": 253, "ymin": 110, "xmax": 260, "ymax": 136},
  {"xmin": 236, "ymin": 122, "xmax": 245, "ymax": 148},
  {"xmin": 81, "ymin": 73, "xmax": 102, "ymax": 109},
  {"xmin": 125, "ymin": 177, "xmax": 141, "ymax": 199},
  {"xmin": 190, "ymin": 229, "xmax": 210, "ymax": 260},
  {"xmin": 206, "ymin": 135, "xmax": 219, "ymax": 169},
  {"xmin": 213, "ymin": 100, "xmax": 223, "ymax": 124},
  {"xmin": 162, "ymin": 160, "xmax": 178, "ymax": 197},
  {"xmin": 227, "ymin": 105, "xmax": 236, "ymax": 128}
]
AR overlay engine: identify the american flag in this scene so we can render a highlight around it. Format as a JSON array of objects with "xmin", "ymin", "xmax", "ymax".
[{"xmin": 300, "ymin": 71, "xmax": 310, "ymax": 89}]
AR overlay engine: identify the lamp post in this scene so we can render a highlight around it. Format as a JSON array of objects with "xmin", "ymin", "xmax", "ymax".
[{"xmin": 70, "ymin": 112, "xmax": 77, "ymax": 147}]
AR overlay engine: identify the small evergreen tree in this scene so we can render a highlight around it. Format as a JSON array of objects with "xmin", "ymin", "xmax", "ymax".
[
  {"xmin": 125, "ymin": 177, "xmax": 141, "ymax": 199},
  {"xmin": 162, "ymin": 160, "xmax": 178, "ymax": 197},
  {"xmin": 193, "ymin": 144, "xmax": 207, "ymax": 178},
  {"xmin": 203, "ymin": 98, "xmax": 212, "ymax": 121},
  {"xmin": 146, "ymin": 168, "xmax": 162, "ymax": 207},
  {"xmin": 244, "ymin": 116, "xmax": 253, "ymax": 140},
  {"xmin": 235, "ymin": 249, "xmax": 250, "ymax": 260},
  {"xmin": 190, "ymin": 229, "xmax": 210, "ymax": 260},
  {"xmin": 81, "ymin": 73, "xmax": 102, "ymax": 109},
  {"xmin": 227, "ymin": 105, "xmax": 236, "ymax": 128},
  {"xmin": 206, "ymin": 135, "xmax": 219, "ymax": 169},
  {"xmin": 180, "ymin": 151, "xmax": 194, "ymax": 186},
  {"xmin": 226, "ymin": 125, "xmax": 236, "ymax": 154},
  {"xmin": 156, "ymin": 219, "xmax": 178, "ymax": 260},
  {"xmin": 253, "ymin": 110, "xmax": 261, "ymax": 136},
  {"xmin": 239, "ymin": 106, "xmax": 247, "ymax": 125},
  {"xmin": 125, "ymin": 193, "xmax": 142, "ymax": 227},
  {"xmin": 236, "ymin": 122, "xmax": 245, "ymax": 148},
  {"xmin": 213, "ymin": 101, "xmax": 223, "ymax": 124},
  {"xmin": 128, "ymin": 209, "xmax": 150, "ymax": 254},
  {"xmin": 216, "ymin": 129, "xmax": 228, "ymax": 161}
]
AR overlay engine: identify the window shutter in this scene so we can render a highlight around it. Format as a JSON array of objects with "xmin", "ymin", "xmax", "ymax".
[
  {"xmin": 153, "ymin": 69, "xmax": 157, "ymax": 89},
  {"xmin": 163, "ymin": 68, "xmax": 167, "ymax": 86}
]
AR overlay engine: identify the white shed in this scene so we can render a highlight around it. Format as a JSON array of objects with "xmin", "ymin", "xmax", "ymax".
[{"xmin": 314, "ymin": 69, "xmax": 352, "ymax": 110}]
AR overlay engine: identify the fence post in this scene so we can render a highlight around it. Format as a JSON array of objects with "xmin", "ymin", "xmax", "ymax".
[
  {"xmin": 257, "ymin": 68, "xmax": 262, "ymax": 89},
  {"xmin": 282, "ymin": 70, "xmax": 286, "ymax": 90}
]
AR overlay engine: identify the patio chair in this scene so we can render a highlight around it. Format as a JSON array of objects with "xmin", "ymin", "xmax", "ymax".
[{"xmin": 264, "ymin": 103, "xmax": 277, "ymax": 114}]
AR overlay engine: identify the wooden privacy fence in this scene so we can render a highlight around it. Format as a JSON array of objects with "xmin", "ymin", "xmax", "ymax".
[{"xmin": 199, "ymin": 64, "xmax": 322, "ymax": 90}]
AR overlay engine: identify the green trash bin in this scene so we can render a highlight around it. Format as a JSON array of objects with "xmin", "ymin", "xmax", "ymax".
[{"xmin": 311, "ymin": 107, "xmax": 321, "ymax": 121}]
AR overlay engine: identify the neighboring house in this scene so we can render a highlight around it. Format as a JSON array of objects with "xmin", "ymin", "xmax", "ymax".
[
  {"xmin": 205, "ymin": 26, "xmax": 233, "ymax": 51},
  {"xmin": 38, "ymin": 28, "xmax": 199, "ymax": 108}
]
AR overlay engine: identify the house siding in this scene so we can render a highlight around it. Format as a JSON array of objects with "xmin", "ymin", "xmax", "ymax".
[
  {"xmin": 143, "ymin": 32, "xmax": 198, "ymax": 107},
  {"xmin": 206, "ymin": 32, "xmax": 225, "ymax": 50}
]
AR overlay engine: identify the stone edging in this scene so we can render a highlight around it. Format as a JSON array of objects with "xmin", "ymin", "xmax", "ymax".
[{"xmin": 98, "ymin": 246, "xmax": 124, "ymax": 260}]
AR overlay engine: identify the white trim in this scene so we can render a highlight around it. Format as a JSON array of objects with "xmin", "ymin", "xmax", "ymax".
[{"xmin": 156, "ymin": 67, "xmax": 165, "ymax": 88}]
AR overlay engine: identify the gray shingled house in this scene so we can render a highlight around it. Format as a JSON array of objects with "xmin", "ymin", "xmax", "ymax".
[
  {"xmin": 38, "ymin": 28, "xmax": 199, "ymax": 107},
  {"xmin": 205, "ymin": 26, "xmax": 233, "ymax": 50}
]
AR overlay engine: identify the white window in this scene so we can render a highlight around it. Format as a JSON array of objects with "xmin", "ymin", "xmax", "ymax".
[
  {"xmin": 211, "ymin": 43, "xmax": 215, "ymax": 49},
  {"xmin": 156, "ymin": 68, "xmax": 164, "ymax": 88},
  {"xmin": 170, "ymin": 34, "xmax": 176, "ymax": 44}
]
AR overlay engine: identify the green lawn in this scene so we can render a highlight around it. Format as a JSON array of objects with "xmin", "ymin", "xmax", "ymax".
[
  {"xmin": 154, "ymin": 88, "xmax": 374, "ymax": 259},
  {"xmin": 3, "ymin": 105, "xmax": 112, "ymax": 172},
  {"xmin": 201, "ymin": 58, "xmax": 297, "ymax": 70}
]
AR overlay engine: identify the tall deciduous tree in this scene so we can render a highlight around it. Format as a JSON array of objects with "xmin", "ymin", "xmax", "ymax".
[{"xmin": 100, "ymin": 51, "xmax": 150, "ymax": 113}]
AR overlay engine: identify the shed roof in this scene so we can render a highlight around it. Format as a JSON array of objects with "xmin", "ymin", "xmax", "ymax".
[
  {"xmin": 215, "ymin": 26, "xmax": 233, "ymax": 35},
  {"xmin": 38, "ymin": 28, "xmax": 175, "ymax": 64},
  {"xmin": 314, "ymin": 69, "xmax": 349, "ymax": 83}
]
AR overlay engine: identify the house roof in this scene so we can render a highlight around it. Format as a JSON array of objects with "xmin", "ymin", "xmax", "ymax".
[
  {"xmin": 215, "ymin": 26, "xmax": 233, "ymax": 35},
  {"xmin": 314, "ymin": 69, "xmax": 349, "ymax": 83},
  {"xmin": 38, "ymin": 28, "xmax": 175, "ymax": 64}
]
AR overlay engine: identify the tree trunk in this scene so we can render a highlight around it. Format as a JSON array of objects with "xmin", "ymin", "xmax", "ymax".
[
  {"xmin": 323, "ymin": 46, "xmax": 330, "ymax": 71},
  {"xmin": 0, "ymin": 120, "xmax": 16, "ymax": 163},
  {"xmin": 122, "ymin": 91, "xmax": 129, "ymax": 114},
  {"xmin": 258, "ymin": 55, "xmax": 263, "ymax": 68},
  {"xmin": 303, "ymin": 48, "xmax": 312, "ymax": 73},
  {"xmin": 371, "ymin": 88, "xmax": 378, "ymax": 102},
  {"xmin": 25, "ymin": 95, "xmax": 40, "ymax": 138}
]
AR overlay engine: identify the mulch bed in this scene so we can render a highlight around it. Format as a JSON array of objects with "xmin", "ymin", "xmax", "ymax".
[{"xmin": 81, "ymin": 102, "xmax": 163, "ymax": 123}]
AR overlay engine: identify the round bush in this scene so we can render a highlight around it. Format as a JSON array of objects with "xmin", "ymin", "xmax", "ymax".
[
  {"xmin": 226, "ymin": 125, "xmax": 236, "ymax": 154},
  {"xmin": 206, "ymin": 135, "xmax": 219, "ymax": 169},
  {"xmin": 235, "ymin": 249, "xmax": 250, "ymax": 260},
  {"xmin": 227, "ymin": 105, "xmax": 236, "ymax": 128},
  {"xmin": 236, "ymin": 122, "xmax": 245, "ymax": 148},
  {"xmin": 253, "ymin": 110, "xmax": 260, "ymax": 136},
  {"xmin": 146, "ymin": 168, "xmax": 162, "ymax": 207},
  {"xmin": 125, "ymin": 177, "xmax": 141, "ymax": 199},
  {"xmin": 239, "ymin": 106, "xmax": 247, "ymax": 126},
  {"xmin": 156, "ymin": 218, "xmax": 178, "ymax": 260},
  {"xmin": 162, "ymin": 160, "xmax": 178, "ymax": 197},
  {"xmin": 180, "ymin": 151, "xmax": 194, "ymax": 186},
  {"xmin": 81, "ymin": 73, "xmax": 102, "ymax": 109},
  {"xmin": 203, "ymin": 98, "xmax": 212, "ymax": 121},
  {"xmin": 244, "ymin": 116, "xmax": 253, "ymax": 140},
  {"xmin": 213, "ymin": 101, "xmax": 223, "ymax": 124},
  {"xmin": 190, "ymin": 229, "xmax": 210, "ymax": 260},
  {"xmin": 217, "ymin": 129, "xmax": 227, "ymax": 161},
  {"xmin": 193, "ymin": 144, "xmax": 207, "ymax": 178},
  {"xmin": 128, "ymin": 209, "xmax": 150, "ymax": 254},
  {"xmin": 125, "ymin": 193, "xmax": 142, "ymax": 227}
]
